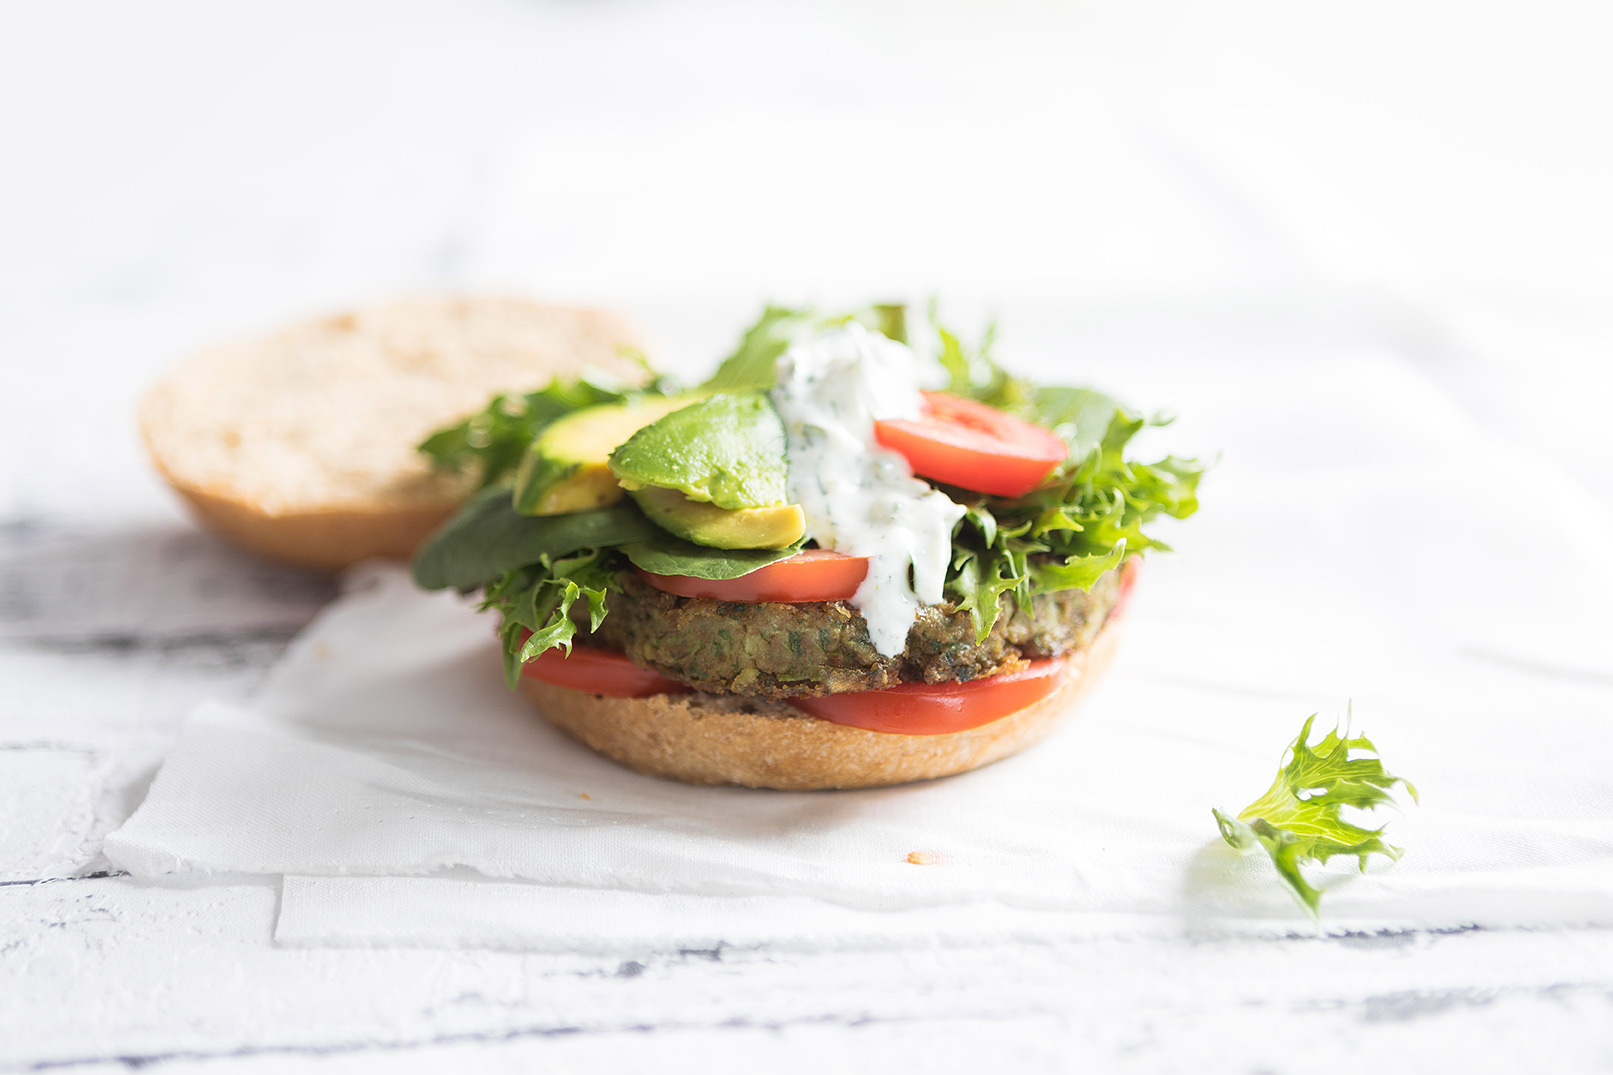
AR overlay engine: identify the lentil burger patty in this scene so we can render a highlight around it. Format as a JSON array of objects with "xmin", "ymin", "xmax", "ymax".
[{"xmin": 589, "ymin": 567, "xmax": 1124, "ymax": 699}]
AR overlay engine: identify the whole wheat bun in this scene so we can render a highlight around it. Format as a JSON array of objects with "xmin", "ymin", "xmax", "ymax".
[
  {"xmin": 520, "ymin": 617, "xmax": 1122, "ymax": 790},
  {"xmin": 140, "ymin": 296, "xmax": 646, "ymax": 571}
]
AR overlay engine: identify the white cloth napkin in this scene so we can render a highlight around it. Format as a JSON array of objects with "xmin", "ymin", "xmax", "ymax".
[{"xmin": 104, "ymin": 346, "xmax": 1613, "ymax": 947}]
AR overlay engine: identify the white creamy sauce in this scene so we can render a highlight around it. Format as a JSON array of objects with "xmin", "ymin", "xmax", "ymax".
[{"xmin": 770, "ymin": 324, "xmax": 966, "ymax": 657}]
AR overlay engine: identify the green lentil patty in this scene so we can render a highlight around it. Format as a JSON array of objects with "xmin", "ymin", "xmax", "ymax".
[{"xmin": 589, "ymin": 566, "xmax": 1124, "ymax": 699}]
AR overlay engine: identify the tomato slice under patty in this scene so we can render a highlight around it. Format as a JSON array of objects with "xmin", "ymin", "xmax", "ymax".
[
  {"xmin": 634, "ymin": 548, "xmax": 870, "ymax": 603},
  {"xmin": 790, "ymin": 658, "xmax": 1068, "ymax": 736},
  {"xmin": 521, "ymin": 643, "xmax": 689, "ymax": 698},
  {"xmin": 874, "ymin": 391, "xmax": 1068, "ymax": 498}
]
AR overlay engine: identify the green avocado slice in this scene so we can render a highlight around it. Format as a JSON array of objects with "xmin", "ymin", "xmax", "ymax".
[
  {"xmin": 629, "ymin": 487, "xmax": 805, "ymax": 550},
  {"xmin": 608, "ymin": 393, "xmax": 790, "ymax": 511},
  {"xmin": 513, "ymin": 395, "xmax": 699, "ymax": 516}
]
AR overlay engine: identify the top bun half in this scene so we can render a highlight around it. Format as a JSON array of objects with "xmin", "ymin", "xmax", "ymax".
[{"xmin": 140, "ymin": 295, "xmax": 645, "ymax": 570}]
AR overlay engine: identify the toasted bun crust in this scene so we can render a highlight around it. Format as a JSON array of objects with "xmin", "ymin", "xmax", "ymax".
[
  {"xmin": 140, "ymin": 295, "xmax": 645, "ymax": 571},
  {"xmin": 520, "ymin": 618, "xmax": 1122, "ymax": 790}
]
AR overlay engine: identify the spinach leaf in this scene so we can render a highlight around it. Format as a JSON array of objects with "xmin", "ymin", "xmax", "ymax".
[
  {"xmin": 413, "ymin": 485, "xmax": 661, "ymax": 591},
  {"xmin": 1020, "ymin": 386, "xmax": 1125, "ymax": 471}
]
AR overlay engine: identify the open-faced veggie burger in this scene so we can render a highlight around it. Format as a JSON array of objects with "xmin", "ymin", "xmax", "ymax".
[{"xmin": 413, "ymin": 305, "xmax": 1201, "ymax": 789}]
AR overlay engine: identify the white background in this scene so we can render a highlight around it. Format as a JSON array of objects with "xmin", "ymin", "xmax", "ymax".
[
  {"xmin": 5, "ymin": 0, "xmax": 1611, "ymax": 516},
  {"xmin": 3, "ymin": 1, "xmax": 1612, "ymax": 1071}
]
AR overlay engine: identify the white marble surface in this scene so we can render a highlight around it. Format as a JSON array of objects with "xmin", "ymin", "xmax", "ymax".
[{"xmin": 4, "ymin": 0, "xmax": 1613, "ymax": 1070}]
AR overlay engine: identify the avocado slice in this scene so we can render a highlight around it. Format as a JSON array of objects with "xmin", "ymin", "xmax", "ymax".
[
  {"xmin": 631, "ymin": 487, "xmax": 805, "ymax": 550},
  {"xmin": 608, "ymin": 393, "xmax": 789, "ymax": 510},
  {"xmin": 513, "ymin": 395, "xmax": 698, "ymax": 516}
]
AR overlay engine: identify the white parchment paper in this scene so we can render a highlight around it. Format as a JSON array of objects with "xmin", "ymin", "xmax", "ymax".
[{"xmin": 105, "ymin": 349, "xmax": 1613, "ymax": 946}]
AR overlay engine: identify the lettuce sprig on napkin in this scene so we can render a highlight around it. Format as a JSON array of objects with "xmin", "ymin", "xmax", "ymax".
[{"xmin": 1215, "ymin": 715, "xmax": 1418, "ymax": 917}]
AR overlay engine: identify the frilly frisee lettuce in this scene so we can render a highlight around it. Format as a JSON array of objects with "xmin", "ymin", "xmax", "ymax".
[
  {"xmin": 413, "ymin": 303, "xmax": 1202, "ymax": 668},
  {"xmin": 481, "ymin": 550, "xmax": 620, "ymax": 689},
  {"xmin": 1214, "ymin": 714, "xmax": 1418, "ymax": 917},
  {"xmin": 933, "ymin": 320, "xmax": 1202, "ymax": 640}
]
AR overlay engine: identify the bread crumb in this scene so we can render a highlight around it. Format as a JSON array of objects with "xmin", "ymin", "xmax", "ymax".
[
  {"xmin": 312, "ymin": 640, "xmax": 333, "ymax": 660},
  {"xmin": 906, "ymin": 851, "xmax": 940, "ymax": 866},
  {"xmin": 579, "ymin": 792, "xmax": 592, "ymax": 800}
]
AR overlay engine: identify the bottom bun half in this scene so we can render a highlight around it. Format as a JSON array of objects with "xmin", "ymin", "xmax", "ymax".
[
  {"xmin": 165, "ymin": 480, "xmax": 456, "ymax": 572},
  {"xmin": 519, "ymin": 617, "xmax": 1123, "ymax": 790}
]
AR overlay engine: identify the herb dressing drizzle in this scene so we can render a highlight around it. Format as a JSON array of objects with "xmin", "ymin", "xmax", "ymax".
[{"xmin": 770, "ymin": 324, "xmax": 966, "ymax": 657}]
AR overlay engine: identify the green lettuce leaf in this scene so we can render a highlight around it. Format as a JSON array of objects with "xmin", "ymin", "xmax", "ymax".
[
  {"xmin": 412, "ymin": 485, "xmax": 661, "ymax": 591},
  {"xmin": 1028, "ymin": 543, "xmax": 1126, "ymax": 594},
  {"xmin": 700, "ymin": 306, "xmax": 819, "ymax": 393},
  {"xmin": 1214, "ymin": 714, "xmax": 1418, "ymax": 917},
  {"xmin": 1022, "ymin": 386, "xmax": 1126, "ymax": 472},
  {"xmin": 481, "ymin": 550, "xmax": 622, "ymax": 688},
  {"xmin": 419, "ymin": 376, "xmax": 659, "ymax": 489},
  {"xmin": 934, "ymin": 310, "xmax": 1025, "ymax": 411}
]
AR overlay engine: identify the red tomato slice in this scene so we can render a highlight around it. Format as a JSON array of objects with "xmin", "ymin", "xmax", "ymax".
[
  {"xmin": 790, "ymin": 658, "xmax": 1068, "ymax": 736},
  {"xmin": 635, "ymin": 548, "xmax": 870, "ymax": 603},
  {"xmin": 874, "ymin": 392, "xmax": 1068, "ymax": 498},
  {"xmin": 521, "ymin": 642, "xmax": 689, "ymax": 698}
]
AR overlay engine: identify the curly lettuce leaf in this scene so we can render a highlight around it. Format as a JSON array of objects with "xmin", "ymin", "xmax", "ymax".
[
  {"xmin": 482, "ymin": 550, "xmax": 622, "ymax": 689},
  {"xmin": 1214, "ymin": 714, "xmax": 1418, "ymax": 917},
  {"xmin": 947, "ymin": 507, "xmax": 1028, "ymax": 641},
  {"xmin": 1028, "ymin": 409, "xmax": 1202, "ymax": 555},
  {"xmin": 933, "ymin": 309, "xmax": 1025, "ymax": 411},
  {"xmin": 926, "ymin": 307, "xmax": 1201, "ymax": 634},
  {"xmin": 942, "ymin": 404, "xmax": 1201, "ymax": 635}
]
